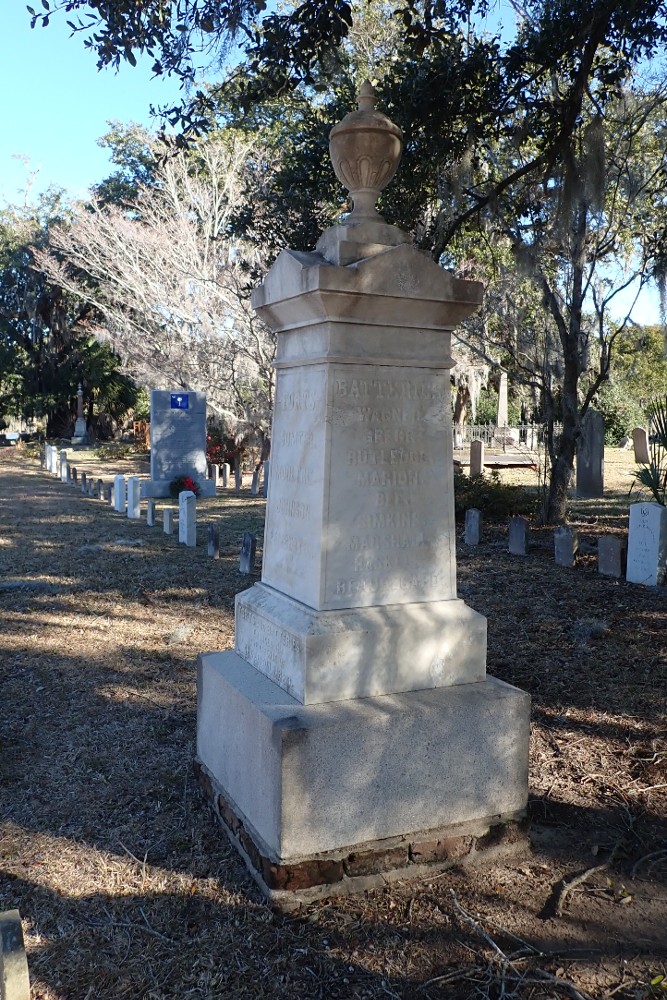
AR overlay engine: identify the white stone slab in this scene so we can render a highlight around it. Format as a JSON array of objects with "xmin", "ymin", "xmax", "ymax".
[
  {"xmin": 235, "ymin": 583, "xmax": 486, "ymax": 704},
  {"xmin": 197, "ymin": 651, "xmax": 530, "ymax": 860},
  {"xmin": 126, "ymin": 476, "xmax": 141, "ymax": 519},
  {"xmin": 178, "ymin": 490, "xmax": 196, "ymax": 547},
  {"xmin": 626, "ymin": 502, "xmax": 667, "ymax": 586},
  {"xmin": 59, "ymin": 450, "xmax": 68, "ymax": 483},
  {"xmin": 113, "ymin": 475, "xmax": 126, "ymax": 513},
  {"xmin": 632, "ymin": 427, "xmax": 650, "ymax": 464}
]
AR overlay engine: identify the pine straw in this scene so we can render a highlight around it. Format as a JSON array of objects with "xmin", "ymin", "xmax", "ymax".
[{"xmin": 0, "ymin": 449, "xmax": 665, "ymax": 1000}]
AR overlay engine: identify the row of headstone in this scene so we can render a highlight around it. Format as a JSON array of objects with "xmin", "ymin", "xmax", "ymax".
[
  {"xmin": 43, "ymin": 453, "xmax": 259, "ymax": 569},
  {"xmin": 464, "ymin": 503, "xmax": 666, "ymax": 585}
]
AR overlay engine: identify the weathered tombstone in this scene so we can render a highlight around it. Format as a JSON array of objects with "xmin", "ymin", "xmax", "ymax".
[
  {"xmin": 626, "ymin": 502, "xmax": 667, "ymax": 586},
  {"xmin": 44, "ymin": 444, "xmax": 53, "ymax": 473},
  {"xmin": 208, "ymin": 524, "xmax": 220, "ymax": 559},
  {"xmin": 127, "ymin": 476, "xmax": 141, "ymax": 519},
  {"xmin": 554, "ymin": 525, "xmax": 579, "ymax": 568},
  {"xmin": 66, "ymin": 462, "xmax": 73, "ymax": 483},
  {"xmin": 103, "ymin": 482, "xmax": 112, "ymax": 504},
  {"xmin": 96, "ymin": 478, "xmax": 103, "ymax": 499},
  {"xmin": 196, "ymin": 84, "xmax": 529, "ymax": 901},
  {"xmin": 496, "ymin": 372, "xmax": 508, "ymax": 427},
  {"xmin": 113, "ymin": 475, "xmax": 126, "ymax": 514},
  {"xmin": 251, "ymin": 469, "xmax": 260, "ymax": 496},
  {"xmin": 59, "ymin": 450, "xmax": 68, "ymax": 482},
  {"xmin": 234, "ymin": 465, "xmax": 242, "ymax": 492},
  {"xmin": 221, "ymin": 462, "xmax": 230, "ymax": 488},
  {"xmin": 146, "ymin": 499, "xmax": 157, "ymax": 527},
  {"xmin": 144, "ymin": 390, "xmax": 215, "ymax": 498},
  {"xmin": 508, "ymin": 516, "xmax": 529, "ymax": 555},
  {"xmin": 0, "ymin": 909, "xmax": 30, "ymax": 1000},
  {"xmin": 598, "ymin": 535, "xmax": 627, "ymax": 578},
  {"xmin": 163, "ymin": 508, "xmax": 176, "ymax": 535},
  {"xmin": 71, "ymin": 467, "xmax": 78, "ymax": 485},
  {"xmin": 262, "ymin": 460, "xmax": 270, "ymax": 498},
  {"xmin": 469, "ymin": 439, "xmax": 485, "ymax": 478},
  {"xmin": 209, "ymin": 463, "xmax": 220, "ymax": 488},
  {"xmin": 576, "ymin": 408, "xmax": 604, "ymax": 498},
  {"xmin": 632, "ymin": 427, "xmax": 650, "ymax": 465},
  {"xmin": 178, "ymin": 491, "xmax": 196, "ymax": 546},
  {"xmin": 464, "ymin": 508, "xmax": 482, "ymax": 545},
  {"xmin": 239, "ymin": 531, "xmax": 256, "ymax": 574},
  {"xmin": 80, "ymin": 471, "xmax": 87, "ymax": 494},
  {"xmin": 87, "ymin": 478, "xmax": 95, "ymax": 496}
]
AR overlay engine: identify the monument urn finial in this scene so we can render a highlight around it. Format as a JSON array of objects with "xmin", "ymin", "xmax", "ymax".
[{"xmin": 329, "ymin": 80, "xmax": 403, "ymax": 223}]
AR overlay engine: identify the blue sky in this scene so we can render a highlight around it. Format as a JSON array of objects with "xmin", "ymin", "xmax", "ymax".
[{"xmin": 0, "ymin": 5, "xmax": 185, "ymax": 205}]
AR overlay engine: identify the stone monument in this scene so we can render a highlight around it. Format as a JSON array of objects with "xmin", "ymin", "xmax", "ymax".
[
  {"xmin": 71, "ymin": 383, "xmax": 88, "ymax": 445},
  {"xmin": 143, "ymin": 390, "xmax": 215, "ymax": 498},
  {"xmin": 576, "ymin": 407, "xmax": 604, "ymax": 498},
  {"xmin": 196, "ymin": 83, "xmax": 530, "ymax": 903}
]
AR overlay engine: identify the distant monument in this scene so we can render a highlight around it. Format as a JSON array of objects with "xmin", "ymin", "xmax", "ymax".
[
  {"xmin": 196, "ymin": 82, "xmax": 530, "ymax": 903},
  {"xmin": 71, "ymin": 384, "xmax": 88, "ymax": 445},
  {"xmin": 143, "ymin": 390, "xmax": 215, "ymax": 498}
]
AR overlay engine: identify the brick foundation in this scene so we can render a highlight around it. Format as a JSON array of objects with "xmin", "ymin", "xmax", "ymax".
[{"xmin": 194, "ymin": 758, "xmax": 529, "ymax": 908}]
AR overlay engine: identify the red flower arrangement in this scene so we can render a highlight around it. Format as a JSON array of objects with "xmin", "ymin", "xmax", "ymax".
[{"xmin": 170, "ymin": 475, "xmax": 201, "ymax": 498}]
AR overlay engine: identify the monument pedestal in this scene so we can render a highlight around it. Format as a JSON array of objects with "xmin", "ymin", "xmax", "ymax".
[{"xmin": 196, "ymin": 651, "xmax": 529, "ymax": 904}]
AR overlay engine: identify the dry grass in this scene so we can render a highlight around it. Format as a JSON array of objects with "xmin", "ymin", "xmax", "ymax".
[{"xmin": 0, "ymin": 447, "xmax": 665, "ymax": 1000}]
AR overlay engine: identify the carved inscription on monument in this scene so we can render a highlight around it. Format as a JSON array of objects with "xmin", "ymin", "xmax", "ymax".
[
  {"xmin": 323, "ymin": 365, "xmax": 457, "ymax": 609},
  {"xmin": 236, "ymin": 600, "xmax": 303, "ymax": 695},
  {"xmin": 261, "ymin": 365, "xmax": 327, "ymax": 604}
]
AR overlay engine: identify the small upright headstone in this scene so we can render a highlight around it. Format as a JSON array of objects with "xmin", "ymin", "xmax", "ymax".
[
  {"xmin": 626, "ymin": 502, "xmax": 667, "ymax": 586},
  {"xmin": 598, "ymin": 535, "xmax": 627, "ymax": 578},
  {"xmin": 71, "ymin": 467, "xmax": 78, "ymax": 485},
  {"xmin": 239, "ymin": 531, "xmax": 257, "ymax": 574},
  {"xmin": 554, "ymin": 525, "xmax": 579, "ymax": 568},
  {"xmin": 96, "ymin": 478, "xmax": 103, "ymax": 499},
  {"xmin": 103, "ymin": 482, "xmax": 112, "ymax": 504},
  {"xmin": 127, "ymin": 476, "xmax": 141, "ymax": 519},
  {"xmin": 87, "ymin": 478, "xmax": 95, "ymax": 496},
  {"xmin": 496, "ymin": 372, "xmax": 508, "ymax": 427},
  {"xmin": 469, "ymin": 439, "xmax": 485, "ymax": 478},
  {"xmin": 178, "ymin": 491, "xmax": 197, "ymax": 547},
  {"xmin": 146, "ymin": 499, "xmax": 157, "ymax": 527},
  {"xmin": 464, "ymin": 508, "xmax": 482, "ymax": 546},
  {"xmin": 0, "ymin": 908, "xmax": 30, "ymax": 1000},
  {"xmin": 263, "ymin": 460, "xmax": 270, "ymax": 498},
  {"xmin": 80, "ymin": 471, "xmax": 88, "ymax": 494},
  {"xmin": 508, "ymin": 516, "xmax": 529, "ymax": 555},
  {"xmin": 234, "ymin": 466, "xmax": 242, "ymax": 492},
  {"xmin": 632, "ymin": 427, "xmax": 650, "ymax": 465},
  {"xmin": 209, "ymin": 464, "xmax": 220, "ymax": 488},
  {"xmin": 251, "ymin": 469, "xmax": 260, "ymax": 496},
  {"xmin": 113, "ymin": 475, "xmax": 126, "ymax": 513},
  {"xmin": 221, "ymin": 462, "xmax": 230, "ymax": 488},
  {"xmin": 576, "ymin": 408, "xmax": 604, "ymax": 498},
  {"xmin": 66, "ymin": 462, "xmax": 72, "ymax": 483},
  {"xmin": 59, "ymin": 450, "xmax": 68, "ymax": 483},
  {"xmin": 208, "ymin": 524, "xmax": 220, "ymax": 559},
  {"xmin": 163, "ymin": 508, "xmax": 176, "ymax": 535}
]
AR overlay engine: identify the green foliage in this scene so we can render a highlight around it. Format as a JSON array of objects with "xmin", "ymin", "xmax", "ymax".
[
  {"xmin": 169, "ymin": 475, "xmax": 201, "ymax": 498},
  {"xmin": 596, "ymin": 381, "xmax": 645, "ymax": 445},
  {"xmin": 454, "ymin": 468, "xmax": 537, "ymax": 520},
  {"xmin": 632, "ymin": 395, "xmax": 667, "ymax": 505},
  {"xmin": 611, "ymin": 325, "xmax": 667, "ymax": 409}
]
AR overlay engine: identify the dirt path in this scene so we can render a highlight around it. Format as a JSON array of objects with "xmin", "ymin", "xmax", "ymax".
[{"xmin": 0, "ymin": 451, "xmax": 665, "ymax": 1000}]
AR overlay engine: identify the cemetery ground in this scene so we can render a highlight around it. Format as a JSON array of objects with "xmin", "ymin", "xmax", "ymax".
[{"xmin": 0, "ymin": 448, "xmax": 665, "ymax": 1000}]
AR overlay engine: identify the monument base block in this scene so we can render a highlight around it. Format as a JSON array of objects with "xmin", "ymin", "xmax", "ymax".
[
  {"xmin": 140, "ymin": 479, "xmax": 216, "ymax": 498},
  {"xmin": 196, "ymin": 651, "xmax": 530, "ymax": 903}
]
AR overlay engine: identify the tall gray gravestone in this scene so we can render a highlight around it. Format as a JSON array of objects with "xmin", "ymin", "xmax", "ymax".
[
  {"xmin": 576, "ymin": 408, "xmax": 604, "ymax": 498},
  {"xmin": 144, "ymin": 390, "xmax": 215, "ymax": 498},
  {"xmin": 195, "ymin": 82, "xmax": 530, "ymax": 903},
  {"xmin": 632, "ymin": 427, "xmax": 650, "ymax": 465}
]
